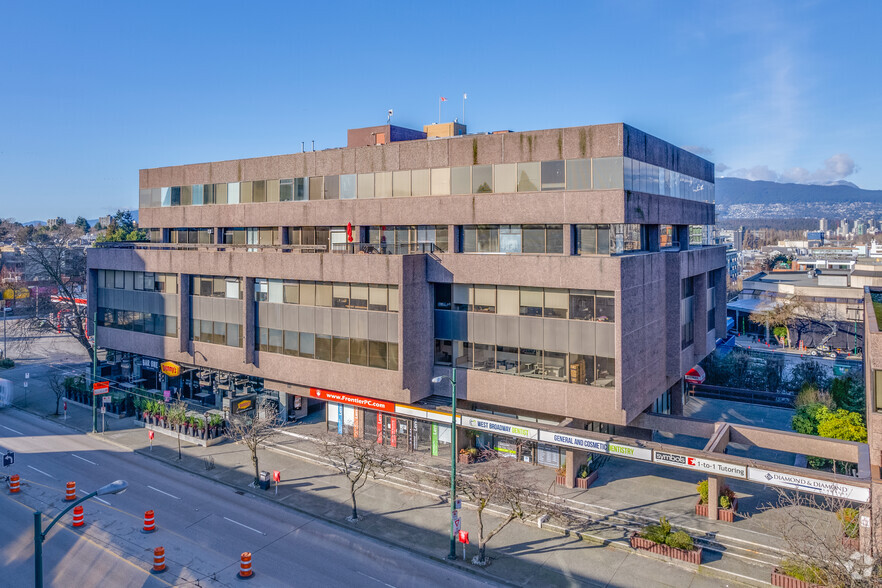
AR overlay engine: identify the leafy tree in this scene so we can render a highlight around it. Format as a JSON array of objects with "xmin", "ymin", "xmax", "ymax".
[
  {"xmin": 95, "ymin": 209, "xmax": 146, "ymax": 242},
  {"xmin": 791, "ymin": 403, "xmax": 826, "ymax": 436},
  {"xmin": 816, "ymin": 408, "xmax": 867, "ymax": 444},
  {"xmin": 829, "ymin": 374, "xmax": 865, "ymax": 414},
  {"xmin": 787, "ymin": 360, "xmax": 829, "ymax": 393},
  {"xmin": 74, "ymin": 216, "xmax": 91, "ymax": 232}
]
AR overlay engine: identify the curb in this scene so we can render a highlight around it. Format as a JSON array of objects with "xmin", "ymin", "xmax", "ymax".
[{"xmin": 15, "ymin": 405, "xmax": 763, "ymax": 587}]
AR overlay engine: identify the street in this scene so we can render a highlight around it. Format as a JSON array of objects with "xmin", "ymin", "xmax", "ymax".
[{"xmin": 0, "ymin": 408, "xmax": 497, "ymax": 588}]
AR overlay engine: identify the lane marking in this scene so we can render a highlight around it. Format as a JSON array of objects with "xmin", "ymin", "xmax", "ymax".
[
  {"xmin": 356, "ymin": 571, "xmax": 397, "ymax": 588},
  {"xmin": 223, "ymin": 516, "xmax": 266, "ymax": 535},
  {"xmin": 1, "ymin": 425, "xmax": 23, "ymax": 435},
  {"xmin": 28, "ymin": 465, "xmax": 56, "ymax": 479},
  {"xmin": 71, "ymin": 454, "xmax": 98, "ymax": 465},
  {"xmin": 148, "ymin": 485, "xmax": 180, "ymax": 500}
]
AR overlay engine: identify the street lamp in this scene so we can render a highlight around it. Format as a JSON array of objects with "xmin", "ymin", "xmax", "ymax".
[
  {"xmin": 431, "ymin": 371, "xmax": 457, "ymax": 560},
  {"xmin": 34, "ymin": 479, "xmax": 128, "ymax": 588}
]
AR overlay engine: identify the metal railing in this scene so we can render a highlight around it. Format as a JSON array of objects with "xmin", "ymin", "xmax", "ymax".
[{"xmin": 93, "ymin": 241, "xmax": 442, "ymax": 255}]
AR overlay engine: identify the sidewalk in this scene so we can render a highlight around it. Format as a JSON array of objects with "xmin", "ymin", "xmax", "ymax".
[{"xmin": 1, "ymin": 357, "xmax": 781, "ymax": 586}]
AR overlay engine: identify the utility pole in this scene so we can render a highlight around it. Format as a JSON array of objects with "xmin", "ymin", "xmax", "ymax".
[{"xmin": 92, "ymin": 312, "xmax": 97, "ymax": 433}]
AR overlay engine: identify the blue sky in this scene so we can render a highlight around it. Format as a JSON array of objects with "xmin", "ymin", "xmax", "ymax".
[{"xmin": 1, "ymin": 0, "xmax": 879, "ymax": 221}]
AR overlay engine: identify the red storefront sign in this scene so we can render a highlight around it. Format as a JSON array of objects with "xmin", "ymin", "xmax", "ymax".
[
  {"xmin": 376, "ymin": 414, "xmax": 383, "ymax": 444},
  {"xmin": 391, "ymin": 417, "xmax": 398, "ymax": 448},
  {"xmin": 308, "ymin": 388, "xmax": 394, "ymax": 412},
  {"xmin": 353, "ymin": 409, "xmax": 360, "ymax": 438}
]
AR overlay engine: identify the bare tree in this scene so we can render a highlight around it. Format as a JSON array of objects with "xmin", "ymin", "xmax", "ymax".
[
  {"xmin": 166, "ymin": 398, "xmax": 189, "ymax": 460},
  {"xmin": 227, "ymin": 400, "xmax": 279, "ymax": 484},
  {"xmin": 438, "ymin": 451, "xmax": 567, "ymax": 565},
  {"xmin": 753, "ymin": 489, "xmax": 880, "ymax": 586},
  {"xmin": 47, "ymin": 375, "xmax": 66, "ymax": 416},
  {"xmin": 312, "ymin": 433, "xmax": 407, "ymax": 522},
  {"xmin": 16, "ymin": 225, "xmax": 91, "ymax": 357}
]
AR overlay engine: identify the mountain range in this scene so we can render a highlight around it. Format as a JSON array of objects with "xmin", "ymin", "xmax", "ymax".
[{"xmin": 714, "ymin": 178, "xmax": 882, "ymax": 219}]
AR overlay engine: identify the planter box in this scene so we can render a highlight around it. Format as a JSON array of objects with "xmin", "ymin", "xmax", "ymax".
[
  {"xmin": 142, "ymin": 422, "xmax": 225, "ymax": 448},
  {"xmin": 630, "ymin": 533, "xmax": 702, "ymax": 565},
  {"xmin": 576, "ymin": 470, "xmax": 598, "ymax": 490},
  {"xmin": 458, "ymin": 454, "xmax": 475, "ymax": 464},
  {"xmin": 695, "ymin": 498, "xmax": 738, "ymax": 522},
  {"xmin": 771, "ymin": 568, "xmax": 823, "ymax": 588},
  {"xmin": 555, "ymin": 474, "xmax": 567, "ymax": 486}
]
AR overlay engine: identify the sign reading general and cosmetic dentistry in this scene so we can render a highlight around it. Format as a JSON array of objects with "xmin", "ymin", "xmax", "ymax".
[
  {"xmin": 607, "ymin": 442, "xmax": 653, "ymax": 461},
  {"xmin": 309, "ymin": 388, "xmax": 394, "ymax": 412},
  {"xmin": 461, "ymin": 416, "xmax": 538, "ymax": 440},
  {"xmin": 653, "ymin": 451, "xmax": 747, "ymax": 478},
  {"xmin": 747, "ymin": 467, "xmax": 870, "ymax": 503},
  {"xmin": 538, "ymin": 431, "xmax": 608, "ymax": 453}
]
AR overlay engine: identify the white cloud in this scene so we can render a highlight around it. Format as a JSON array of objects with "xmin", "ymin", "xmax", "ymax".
[
  {"xmin": 717, "ymin": 154, "xmax": 858, "ymax": 185},
  {"xmin": 682, "ymin": 145, "xmax": 714, "ymax": 158}
]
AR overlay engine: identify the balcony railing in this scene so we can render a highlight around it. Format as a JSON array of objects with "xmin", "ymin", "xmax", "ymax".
[
  {"xmin": 92, "ymin": 241, "xmax": 440, "ymax": 255},
  {"xmin": 330, "ymin": 242, "xmax": 440, "ymax": 255}
]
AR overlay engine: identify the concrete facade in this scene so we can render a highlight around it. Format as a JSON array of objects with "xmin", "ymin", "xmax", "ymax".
[{"xmin": 89, "ymin": 122, "xmax": 724, "ymax": 429}]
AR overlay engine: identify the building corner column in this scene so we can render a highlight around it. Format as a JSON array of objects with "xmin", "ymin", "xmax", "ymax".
[
  {"xmin": 243, "ymin": 277, "xmax": 254, "ymax": 365},
  {"xmin": 707, "ymin": 476, "xmax": 720, "ymax": 520}
]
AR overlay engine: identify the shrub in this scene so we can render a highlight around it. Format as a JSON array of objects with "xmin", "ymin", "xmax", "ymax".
[
  {"xmin": 780, "ymin": 558, "xmax": 826, "ymax": 584},
  {"xmin": 837, "ymin": 507, "xmax": 860, "ymax": 539},
  {"xmin": 641, "ymin": 523, "xmax": 667, "ymax": 545},
  {"xmin": 719, "ymin": 495, "xmax": 731, "ymax": 509},
  {"xmin": 578, "ymin": 464, "xmax": 589, "ymax": 479},
  {"xmin": 0, "ymin": 357, "xmax": 14, "ymax": 369},
  {"xmin": 665, "ymin": 531, "xmax": 694, "ymax": 551},
  {"xmin": 696, "ymin": 480, "xmax": 709, "ymax": 504}
]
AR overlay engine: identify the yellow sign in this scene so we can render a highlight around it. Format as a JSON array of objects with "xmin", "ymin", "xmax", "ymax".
[
  {"xmin": 160, "ymin": 361, "xmax": 181, "ymax": 377},
  {"xmin": 235, "ymin": 399, "xmax": 252, "ymax": 412}
]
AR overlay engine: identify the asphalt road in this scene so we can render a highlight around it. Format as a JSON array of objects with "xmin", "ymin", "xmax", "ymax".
[{"xmin": 0, "ymin": 408, "xmax": 498, "ymax": 588}]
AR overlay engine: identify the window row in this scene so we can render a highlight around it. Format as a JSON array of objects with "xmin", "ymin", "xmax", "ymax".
[
  {"xmin": 96, "ymin": 270, "xmax": 178, "ymax": 294},
  {"xmin": 574, "ymin": 224, "xmax": 643, "ymax": 255},
  {"xmin": 141, "ymin": 157, "xmax": 713, "ymax": 209},
  {"xmin": 434, "ymin": 284, "xmax": 614, "ymax": 322},
  {"xmin": 624, "ymin": 157, "xmax": 714, "ymax": 204},
  {"xmin": 255, "ymin": 279, "xmax": 399, "ymax": 312},
  {"xmin": 97, "ymin": 308, "xmax": 177, "ymax": 338},
  {"xmin": 170, "ymin": 228, "xmax": 214, "ymax": 244},
  {"xmin": 434, "ymin": 340, "xmax": 615, "ymax": 387},
  {"xmin": 191, "ymin": 319, "xmax": 243, "ymax": 347},
  {"xmin": 191, "ymin": 276, "xmax": 244, "ymax": 299},
  {"xmin": 256, "ymin": 328, "xmax": 399, "ymax": 371},
  {"xmin": 461, "ymin": 225, "xmax": 563, "ymax": 254}
]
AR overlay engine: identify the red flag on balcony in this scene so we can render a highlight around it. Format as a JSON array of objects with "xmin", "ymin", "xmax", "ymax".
[{"xmin": 346, "ymin": 222, "xmax": 353, "ymax": 243}]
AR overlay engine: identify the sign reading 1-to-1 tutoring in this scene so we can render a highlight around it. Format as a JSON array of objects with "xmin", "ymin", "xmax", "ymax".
[
  {"xmin": 461, "ymin": 416, "xmax": 538, "ymax": 440},
  {"xmin": 653, "ymin": 450, "xmax": 747, "ymax": 478}
]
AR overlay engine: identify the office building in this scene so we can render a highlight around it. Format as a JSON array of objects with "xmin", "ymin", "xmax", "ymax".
[{"xmin": 87, "ymin": 122, "xmax": 725, "ymax": 467}]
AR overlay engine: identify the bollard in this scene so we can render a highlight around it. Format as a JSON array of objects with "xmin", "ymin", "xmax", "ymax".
[
  {"xmin": 72, "ymin": 505, "xmax": 84, "ymax": 527},
  {"xmin": 142, "ymin": 510, "xmax": 156, "ymax": 533},
  {"xmin": 65, "ymin": 481, "xmax": 77, "ymax": 501},
  {"xmin": 151, "ymin": 547, "xmax": 166, "ymax": 574},
  {"xmin": 237, "ymin": 552, "xmax": 253, "ymax": 579},
  {"xmin": 8, "ymin": 474, "xmax": 20, "ymax": 494}
]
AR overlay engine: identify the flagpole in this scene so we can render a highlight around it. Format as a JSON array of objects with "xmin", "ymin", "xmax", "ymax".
[
  {"xmin": 462, "ymin": 93, "xmax": 466, "ymax": 125},
  {"xmin": 438, "ymin": 97, "xmax": 441, "ymax": 124}
]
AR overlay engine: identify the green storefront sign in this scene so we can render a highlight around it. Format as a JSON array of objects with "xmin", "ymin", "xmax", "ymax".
[{"xmin": 431, "ymin": 423, "xmax": 438, "ymax": 456}]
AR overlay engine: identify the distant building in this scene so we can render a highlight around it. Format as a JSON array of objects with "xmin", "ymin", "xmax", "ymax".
[{"xmin": 819, "ymin": 218, "xmax": 828, "ymax": 233}]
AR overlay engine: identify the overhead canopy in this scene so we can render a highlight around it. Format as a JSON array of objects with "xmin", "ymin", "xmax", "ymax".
[{"xmin": 726, "ymin": 297, "xmax": 781, "ymax": 314}]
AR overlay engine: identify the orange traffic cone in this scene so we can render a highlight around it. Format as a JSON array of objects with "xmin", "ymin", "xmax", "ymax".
[
  {"xmin": 151, "ymin": 547, "xmax": 166, "ymax": 573},
  {"xmin": 8, "ymin": 474, "xmax": 20, "ymax": 493},
  {"xmin": 72, "ymin": 505, "xmax": 84, "ymax": 527},
  {"xmin": 65, "ymin": 481, "xmax": 76, "ymax": 501},
  {"xmin": 142, "ymin": 510, "xmax": 156, "ymax": 533}
]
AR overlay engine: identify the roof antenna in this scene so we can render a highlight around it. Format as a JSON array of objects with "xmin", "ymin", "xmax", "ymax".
[
  {"xmin": 311, "ymin": 140, "xmax": 315, "ymax": 152},
  {"xmin": 301, "ymin": 141, "xmax": 304, "ymax": 153},
  {"xmin": 387, "ymin": 109, "xmax": 393, "ymax": 124}
]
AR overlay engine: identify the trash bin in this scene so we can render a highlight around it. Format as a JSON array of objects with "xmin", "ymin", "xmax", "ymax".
[{"xmin": 258, "ymin": 471, "xmax": 271, "ymax": 491}]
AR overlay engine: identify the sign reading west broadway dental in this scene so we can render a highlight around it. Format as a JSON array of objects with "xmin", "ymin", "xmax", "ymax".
[
  {"xmin": 653, "ymin": 451, "xmax": 747, "ymax": 478},
  {"xmin": 748, "ymin": 467, "xmax": 870, "ymax": 503},
  {"xmin": 538, "ymin": 430, "xmax": 608, "ymax": 453},
  {"xmin": 462, "ymin": 416, "xmax": 538, "ymax": 440}
]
